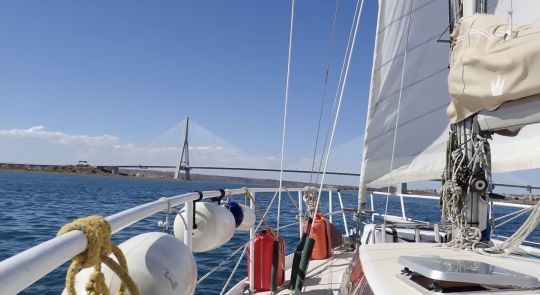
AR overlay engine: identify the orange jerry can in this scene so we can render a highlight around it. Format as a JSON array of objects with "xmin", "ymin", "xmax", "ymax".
[
  {"xmin": 305, "ymin": 213, "xmax": 332, "ymax": 260},
  {"xmin": 247, "ymin": 228, "xmax": 286, "ymax": 291}
]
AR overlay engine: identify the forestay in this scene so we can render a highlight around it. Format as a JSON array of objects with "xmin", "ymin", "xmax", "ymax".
[{"xmin": 360, "ymin": 0, "xmax": 540, "ymax": 187}]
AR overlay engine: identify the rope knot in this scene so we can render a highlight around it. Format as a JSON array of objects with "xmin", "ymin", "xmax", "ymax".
[
  {"xmin": 58, "ymin": 215, "xmax": 112, "ymax": 268},
  {"xmin": 86, "ymin": 271, "xmax": 107, "ymax": 295},
  {"xmin": 58, "ymin": 215, "xmax": 139, "ymax": 295}
]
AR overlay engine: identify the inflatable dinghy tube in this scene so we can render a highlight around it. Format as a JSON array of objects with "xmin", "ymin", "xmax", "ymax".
[
  {"xmin": 62, "ymin": 232, "xmax": 197, "ymax": 295},
  {"xmin": 174, "ymin": 201, "xmax": 235, "ymax": 253}
]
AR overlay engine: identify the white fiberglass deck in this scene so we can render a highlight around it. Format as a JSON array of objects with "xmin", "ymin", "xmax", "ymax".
[
  {"xmin": 360, "ymin": 243, "xmax": 540, "ymax": 294},
  {"xmin": 261, "ymin": 249, "xmax": 354, "ymax": 295}
]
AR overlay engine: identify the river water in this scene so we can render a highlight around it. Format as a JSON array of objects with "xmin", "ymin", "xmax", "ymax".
[{"xmin": 0, "ymin": 171, "xmax": 538, "ymax": 294}]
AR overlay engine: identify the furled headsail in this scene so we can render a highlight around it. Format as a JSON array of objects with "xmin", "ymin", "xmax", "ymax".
[{"xmin": 448, "ymin": 15, "xmax": 540, "ymax": 123}]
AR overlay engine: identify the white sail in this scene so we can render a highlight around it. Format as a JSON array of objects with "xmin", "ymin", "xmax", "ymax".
[
  {"xmin": 360, "ymin": 0, "xmax": 451, "ymax": 186},
  {"xmin": 361, "ymin": 0, "xmax": 540, "ymax": 187}
]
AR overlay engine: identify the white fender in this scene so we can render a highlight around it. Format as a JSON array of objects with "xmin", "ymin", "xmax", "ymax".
[
  {"xmin": 174, "ymin": 202, "xmax": 235, "ymax": 252},
  {"xmin": 236, "ymin": 204, "xmax": 256, "ymax": 231},
  {"xmin": 62, "ymin": 232, "xmax": 197, "ymax": 295}
]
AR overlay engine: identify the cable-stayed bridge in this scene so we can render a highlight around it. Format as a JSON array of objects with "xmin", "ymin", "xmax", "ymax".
[
  {"xmin": 98, "ymin": 118, "xmax": 363, "ymax": 185},
  {"xmin": 96, "ymin": 118, "xmax": 537, "ymax": 190}
]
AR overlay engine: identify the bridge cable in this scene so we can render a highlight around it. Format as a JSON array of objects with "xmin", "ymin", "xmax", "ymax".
[
  {"xmin": 313, "ymin": 0, "xmax": 362, "ymax": 187},
  {"xmin": 301, "ymin": 0, "xmax": 363, "ymax": 225},
  {"xmin": 308, "ymin": 0, "xmax": 341, "ymax": 186},
  {"xmin": 310, "ymin": 0, "xmax": 364, "ymax": 236}
]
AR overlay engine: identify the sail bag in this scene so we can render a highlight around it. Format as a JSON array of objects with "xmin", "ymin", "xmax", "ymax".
[{"xmin": 448, "ymin": 14, "xmax": 540, "ymax": 123}]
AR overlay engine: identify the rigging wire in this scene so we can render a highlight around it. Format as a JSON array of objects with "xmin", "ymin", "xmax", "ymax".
[
  {"xmin": 310, "ymin": 0, "xmax": 364, "ymax": 236},
  {"xmin": 276, "ymin": 0, "xmax": 296, "ymax": 237},
  {"xmin": 308, "ymin": 0, "xmax": 341, "ymax": 186},
  {"xmin": 313, "ymin": 0, "xmax": 363, "ymax": 188},
  {"xmin": 383, "ymin": 0, "xmax": 414, "ymax": 224},
  {"xmin": 302, "ymin": 0, "xmax": 363, "ymax": 223}
]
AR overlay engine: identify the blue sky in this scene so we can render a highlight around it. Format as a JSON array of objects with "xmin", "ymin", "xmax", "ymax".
[
  {"xmin": 0, "ymin": 0, "xmax": 377, "ymax": 165},
  {"xmin": 0, "ymin": 1, "xmax": 538, "ymax": 190}
]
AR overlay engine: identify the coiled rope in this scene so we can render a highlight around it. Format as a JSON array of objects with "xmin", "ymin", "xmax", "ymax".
[{"xmin": 57, "ymin": 215, "xmax": 139, "ymax": 295}]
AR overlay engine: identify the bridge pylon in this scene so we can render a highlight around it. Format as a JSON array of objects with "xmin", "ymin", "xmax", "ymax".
[{"xmin": 174, "ymin": 117, "xmax": 192, "ymax": 180}]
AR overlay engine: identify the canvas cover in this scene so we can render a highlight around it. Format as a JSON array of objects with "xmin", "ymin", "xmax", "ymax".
[{"xmin": 448, "ymin": 14, "xmax": 540, "ymax": 123}]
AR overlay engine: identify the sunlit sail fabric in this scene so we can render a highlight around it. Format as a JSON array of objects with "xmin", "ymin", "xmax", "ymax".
[
  {"xmin": 360, "ymin": 0, "xmax": 451, "ymax": 186},
  {"xmin": 361, "ymin": 0, "xmax": 540, "ymax": 187}
]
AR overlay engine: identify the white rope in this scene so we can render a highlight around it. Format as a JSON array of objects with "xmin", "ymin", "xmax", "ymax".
[
  {"xmin": 276, "ymin": 0, "xmax": 295, "ymax": 237},
  {"xmin": 440, "ymin": 127, "xmax": 492, "ymax": 249},
  {"xmin": 383, "ymin": 0, "xmax": 413, "ymax": 223},
  {"xmin": 495, "ymin": 206, "xmax": 531, "ymax": 222},
  {"xmin": 310, "ymin": 0, "xmax": 364, "ymax": 236},
  {"xmin": 476, "ymin": 200, "xmax": 540, "ymax": 256},
  {"xmin": 495, "ymin": 207, "xmax": 533, "ymax": 228},
  {"xmin": 504, "ymin": 0, "xmax": 514, "ymax": 40}
]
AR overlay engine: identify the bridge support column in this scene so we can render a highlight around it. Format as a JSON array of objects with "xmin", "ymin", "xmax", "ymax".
[
  {"xmin": 111, "ymin": 167, "xmax": 119, "ymax": 175},
  {"xmin": 175, "ymin": 117, "xmax": 192, "ymax": 181},
  {"xmin": 184, "ymin": 167, "xmax": 191, "ymax": 181}
]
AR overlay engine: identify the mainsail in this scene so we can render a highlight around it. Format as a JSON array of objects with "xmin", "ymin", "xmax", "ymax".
[{"xmin": 360, "ymin": 0, "xmax": 540, "ymax": 188}]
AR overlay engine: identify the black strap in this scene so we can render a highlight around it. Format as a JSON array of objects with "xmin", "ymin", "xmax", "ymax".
[
  {"xmin": 270, "ymin": 239, "xmax": 280, "ymax": 292},
  {"xmin": 289, "ymin": 233, "xmax": 308, "ymax": 290},
  {"xmin": 294, "ymin": 237, "xmax": 315, "ymax": 294},
  {"xmin": 212, "ymin": 189, "xmax": 226, "ymax": 204},
  {"xmin": 192, "ymin": 191, "xmax": 203, "ymax": 229},
  {"xmin": 388, "ymin": 227, "xmax": 398, "ymax": 243}
]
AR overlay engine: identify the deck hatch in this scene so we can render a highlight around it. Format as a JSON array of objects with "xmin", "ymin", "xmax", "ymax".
[{"xmin": 398, "ymin": 256, "xmax": 540, "ymax": 290}]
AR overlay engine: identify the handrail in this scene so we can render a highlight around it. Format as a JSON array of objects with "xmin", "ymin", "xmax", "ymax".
[
  {"xmin": 426, "ymin": 179, "xmax": 540, "ymax": 191},
  {"xmin": 371, "ymin": 191, "xmax": 535, "ymax": 209},
  {"xmin": 368, "ymin": 192, "xmax": 540, "ymax": 252},
  {"xmin": 0, "ymin": 187, "xmax": 329, "ymax": 294}
]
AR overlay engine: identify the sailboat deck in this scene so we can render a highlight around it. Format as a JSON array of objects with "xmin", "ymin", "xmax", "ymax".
[
  {"xmin": 258, "ymin": 249, "xmax": 354, "ymax": 294},
  {"xmin": 360, "ymin": 243, "xmax": 540, "ymax": 294}
]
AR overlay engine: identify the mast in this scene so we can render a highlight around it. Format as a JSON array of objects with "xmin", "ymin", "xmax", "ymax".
[
  {"xmin": 443, "ymin": 0, "xmax": 490, "ymax": 242},
  {"xmin": 463, "ymin": 0, "xmax": 487, "ymax": 237},
  {"xmin": 174, "ymin": 117, "xmax": 192, "ymax": 181}
]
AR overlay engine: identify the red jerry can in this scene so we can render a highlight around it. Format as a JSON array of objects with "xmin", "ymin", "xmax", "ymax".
[
  {"xmin": 247, "ymin": 227, "xmax": 285, "ymax": 291},
  {"xmin": 305, "ymin": 213, "xmax": 332, "ymax": 260}
]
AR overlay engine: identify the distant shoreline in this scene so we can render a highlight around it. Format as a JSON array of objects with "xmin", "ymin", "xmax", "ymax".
[
  {"xmin": 1, "ymin": 163, "xmax": 536, "ymax": 205},
  {"xmin": 0, "ymin": 163, "xmax": 113, "ymax": 177},
  {"xmin": 0, "ymin": 163, "xmax": 352, "ymax": 189}
]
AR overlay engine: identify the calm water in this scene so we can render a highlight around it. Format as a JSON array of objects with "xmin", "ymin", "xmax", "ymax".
[{"xmin": 0, "ymin": 171, "xmax": 538, "ymax": 294}]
